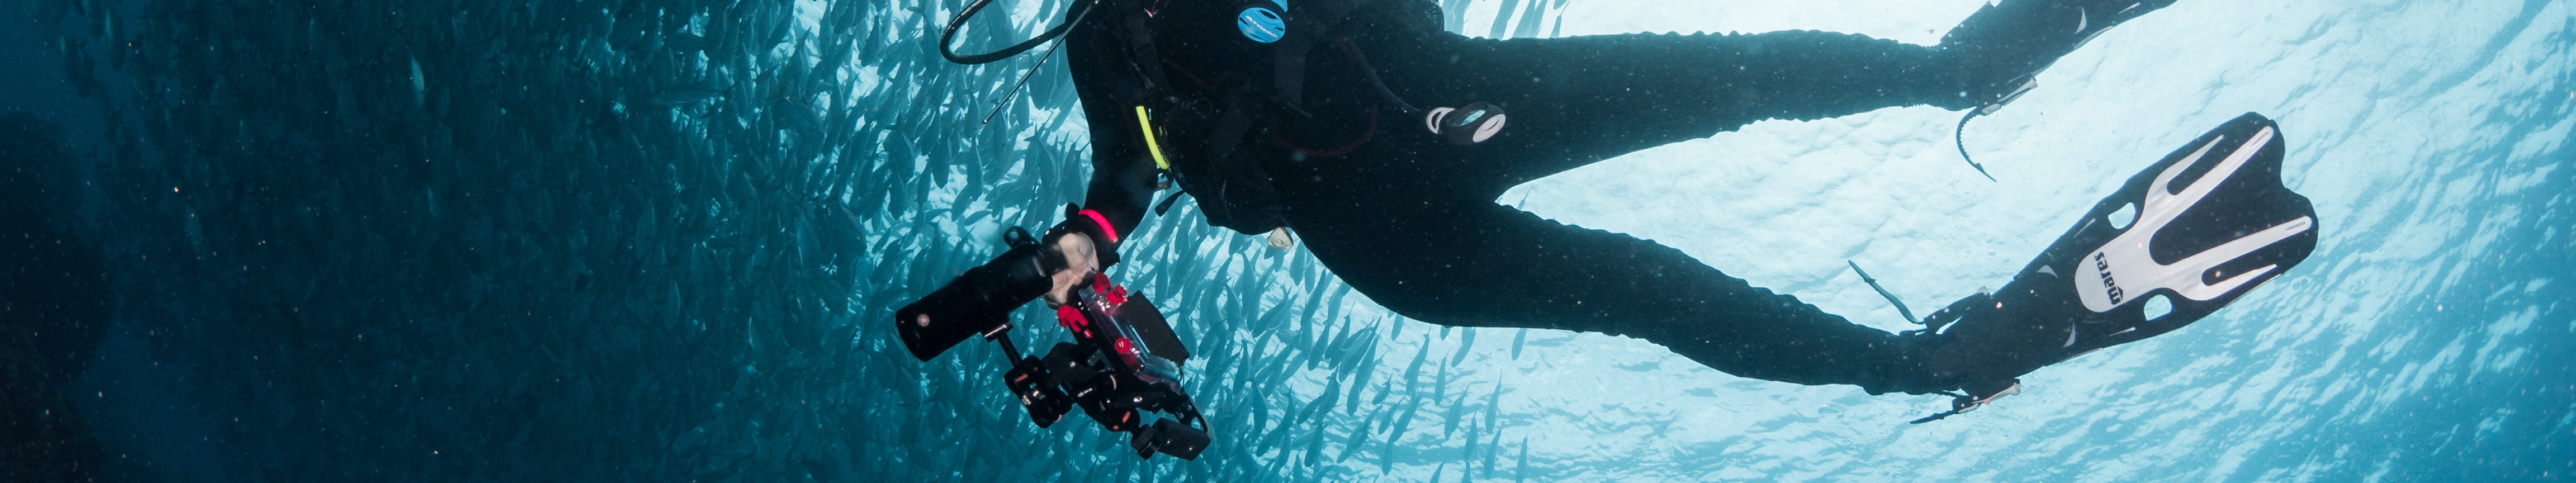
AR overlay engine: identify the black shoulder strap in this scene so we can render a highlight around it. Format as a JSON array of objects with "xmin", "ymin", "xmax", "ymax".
[
  {"xmin": 1110, "ymin": 0, "xmax": 1171, "ymax": 100},
  {"xmin": 1268, "ymin": 0, "xmax": 1364, "ymax": 109}
]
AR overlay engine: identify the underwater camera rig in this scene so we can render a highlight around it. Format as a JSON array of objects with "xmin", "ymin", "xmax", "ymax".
[
  {"xmin": 998, "ymin": 273, "xmax": 1209, "ymax": 459},
  {"xmin": 896, "ymin": 248, "xmax": 1210, "ymax": 460}
]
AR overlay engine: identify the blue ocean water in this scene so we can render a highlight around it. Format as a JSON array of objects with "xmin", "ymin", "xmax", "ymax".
[{"xmin": 0, "ymin": 0, "xmax": 2567, "ymax": 481}]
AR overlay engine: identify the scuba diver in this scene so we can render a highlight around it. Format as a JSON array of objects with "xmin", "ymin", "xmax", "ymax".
[{"xmin": 896, "ymin": 0, "xmax": 2321, "ymax": 449}]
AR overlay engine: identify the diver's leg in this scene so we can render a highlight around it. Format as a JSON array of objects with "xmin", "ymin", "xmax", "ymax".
[
  {"xmin": 1352, "ymin": 27, "xmax": 1971, "ymax": 189},
  {"xmin": 1280, "ymin": 194, "xmax": 1942, "ymax": 393},
  {"xmin": 1939, "ymin": 0, "xmax": 2179, "ymax": 111},
  {"xmin": 1348, "ymin": 1, "xmax": 2179, "ymax": 189}
]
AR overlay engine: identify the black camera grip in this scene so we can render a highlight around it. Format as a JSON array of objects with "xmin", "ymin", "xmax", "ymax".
[{"xmin": 893, "ymin": 244, "xmax": 1054, "ymax": 361}]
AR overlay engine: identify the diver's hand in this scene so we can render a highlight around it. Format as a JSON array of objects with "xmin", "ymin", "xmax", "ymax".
[
  {"xmin": 1040, "ymin": 233, "xmax": 1100, "ymax": 306},
  {"xmin": 910, "ymin": 233, "xmax": 1091, "ymax": 328}
]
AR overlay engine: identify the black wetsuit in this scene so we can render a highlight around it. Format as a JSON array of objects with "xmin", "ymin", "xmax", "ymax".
[{"xmin": 1060, "ymin": 1, "xmax": 1988, "ymax": 395}]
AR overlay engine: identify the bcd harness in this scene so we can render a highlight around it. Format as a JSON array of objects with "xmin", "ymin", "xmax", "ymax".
[{"xmin": 941, "ymin": 0, "xmax": 1507, "ymax": 235}]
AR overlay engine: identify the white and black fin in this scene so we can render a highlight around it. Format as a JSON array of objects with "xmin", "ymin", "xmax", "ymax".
[
  {"xmin": 2020, "ymin": 113, "xmax": 2317, "ymax": 354},
  {"xmin": 1931, "ymin": 112, "xmax": 2318, "ymax": 388}
]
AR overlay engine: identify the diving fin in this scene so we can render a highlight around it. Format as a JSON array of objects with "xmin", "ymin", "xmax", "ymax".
[{"xmin": 1928, "ymin": 112, "xmax": 2319, "ymax": 394}]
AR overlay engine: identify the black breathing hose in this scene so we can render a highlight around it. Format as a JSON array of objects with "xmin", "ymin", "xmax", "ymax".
[
  {"xmin": 1334, "ymin": 40, "xmax": 1425, "ymax": 116},
  {"xmin": 940, "ymin": 0, "xmax": 1099, "ymax": 65}
]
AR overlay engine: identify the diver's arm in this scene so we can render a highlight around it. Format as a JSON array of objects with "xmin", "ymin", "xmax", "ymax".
[
  {"xmin": 894, "ymin": 11, "xmax": 1161, "ymax": 360},
  {"xmin": 1058, "ymin": 22, "xmax": 1161, "ymax": 269},
  {"xmin": 894, "ymin": 42, "xmax": 1149, "ymax": 360},
  {"xmin": 1074, "ymin": 138, "xmax": 1156, "ymax": 250},
  {"xmin": 1016, "ymin": 99, "xmax": 1153, "ymax": 274}
]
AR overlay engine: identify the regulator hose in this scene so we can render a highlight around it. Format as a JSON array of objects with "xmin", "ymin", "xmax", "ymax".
[{"xmin": 940, "ymin": 0, "xmax": 1099, "ymax": 65}]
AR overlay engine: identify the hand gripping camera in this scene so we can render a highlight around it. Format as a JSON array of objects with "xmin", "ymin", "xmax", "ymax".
[{"xmin": 895, "ymin": 229, "xmax": 1211, "ymax": 460}]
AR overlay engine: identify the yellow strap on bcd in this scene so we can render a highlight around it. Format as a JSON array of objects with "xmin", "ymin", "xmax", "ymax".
[{"xmin": 1134, "ymin": 105, "xmax": 1170, "ymax": 170}]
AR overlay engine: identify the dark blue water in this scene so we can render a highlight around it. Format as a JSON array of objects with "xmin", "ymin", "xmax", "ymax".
[{"xmin": 1, "ymin": 0, "xmax": 2568, "ymax": 481}]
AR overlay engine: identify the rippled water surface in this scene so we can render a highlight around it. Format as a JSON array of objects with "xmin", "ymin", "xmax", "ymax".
[{"xmin": 2, "ymin": 0, "xmax": 2568, "ymax": 481}]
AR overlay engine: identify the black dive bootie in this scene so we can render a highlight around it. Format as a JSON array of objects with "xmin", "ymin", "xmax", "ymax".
[
  {"xmin": 1911, "ymin": 113, "xmax": 2318, "ymax": 422},
  {"xmin": 1939, "ymin": 0, "xmax": 2180, "ymax": 112}
]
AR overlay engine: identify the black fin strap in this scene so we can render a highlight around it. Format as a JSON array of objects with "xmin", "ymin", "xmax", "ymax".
[
  {"xmin": 1846, "ymin": 260, "xmax": 1918, "ymax": 324},
  {"xmin": 1907, "ymin": 392, "xmax": 1980, "ymax": 424},
  {"xmin": 1902, "ymin": 292, "xmax": 1994, "ymax": 337},
  {"xmin": 1908, "ymin": 410, "xmax": 1959, "ymax": 424},
  {"xmin": 1954, "ymin": 110, "xmax": 1998, "ymax": 182}
]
